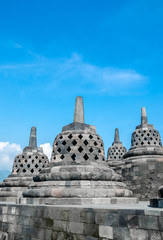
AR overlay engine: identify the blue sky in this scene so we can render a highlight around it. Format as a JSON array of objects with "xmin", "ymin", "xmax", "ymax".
[{"xmin": 0, "ymin": 0, "xmax": 163, "ymax": 173}]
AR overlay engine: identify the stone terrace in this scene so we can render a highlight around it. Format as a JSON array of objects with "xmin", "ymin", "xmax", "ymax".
[{"xmin": 0, "ymin": 202, "xmax": 163, "ymax": 240}]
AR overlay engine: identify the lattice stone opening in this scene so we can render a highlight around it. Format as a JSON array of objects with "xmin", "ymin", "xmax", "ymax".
[
  {"xmin": 62, "ymin": 140, "xmax": 66, "ymax": 146},
  {"xmin": 94, "ymin": 141, "xmax": 98, "ymax": 146},
  {"xmin": 89, "ymin": 134, "xmax": 93, "ymax": 139},
  {"xmin": 68, "ymin": 134, "xmax": 73, "ymax": 139},
  {"xmin": 67, "ymin": 146, "xmax": 71, "ymax": 152},
  {"xmin": 95, "ymin": 155, "xmax": 99, "ymax": 160},
  {"xmin": 60, "ymin": 154, "xmax": 65, "ymax": 159},
  {"xmin": 72, "ymin": 140, "xmax": 77, "ymax": 146},
  {"xmin": 83, "ymin": 140, "xmax": 88, "ymax": 146},
  {"xmin": 78, "ymin": 146, "xmax": 84, "ymax": 153},
  {"xmin": 89, "ymin": 147, "xmax": 93, "ymax": 153},
  {"xmin": 83, "ymin": 154, "xmax": 89, "ymax": 160},
  {"xmin": 71, "ymin": 154, "xmax": 76, "ymax": 161},
  {"xmin": 78, "ymin": 134, "xmax": 83, "ymax": 139},
  {"xmin": 57, "ymin": 147, "xmax": 61, "ymax": 153}
]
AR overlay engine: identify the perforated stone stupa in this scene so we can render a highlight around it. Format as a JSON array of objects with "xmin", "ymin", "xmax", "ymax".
[
  {"xmin": 107, "ymin": 128, "xmax": 127, "ymax": 173},
  {"xmin": 23, "ymin": 97, "xmax": 138, "ymax": 205},
  {"xmin": 107, "ymin": 128, "xmax": 127, "ymax": 161},
  {"xmin": 121, "ymin": 107, "xmax": 163, "ymax": 199},
  {"xmin": 0, "ymin": 127, "xmax": 49, "ymax": 202}
]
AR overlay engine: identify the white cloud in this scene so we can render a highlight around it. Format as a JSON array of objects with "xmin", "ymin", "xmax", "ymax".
[
  {"xmin": 0, "ymin": 142, "xmax": 22, "ymax": 171},
  {"xmin": 0, "ymin": 48, "xmax": 148, "ymax": 95},
  {"xmin": 40, "ymin": 143, "xmax": 52, "ymax": 160}
]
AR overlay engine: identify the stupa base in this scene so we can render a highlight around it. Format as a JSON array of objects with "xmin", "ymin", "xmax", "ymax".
[{"xmin": 20, "ymin": 197, "xmax": 139, "ymax": 205}]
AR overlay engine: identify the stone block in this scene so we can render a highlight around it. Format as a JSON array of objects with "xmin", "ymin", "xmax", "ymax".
[
  {"xmin": 84, "ymin": 223, "xmax": 99, "ymax": 237},
  {"xmin": 139, "ymin": 215, "xmax": 159, "ymax": 230},
  {"xmin": 149, "ymin": 230, "xmax": 162, "ymax": 240},
  {"xmin": 129, "ymin": 228, "xmax": 149, "ymax": 240},
  {"xmin": 99, "ymin": 225, "xmax": 113, "ymax": 239},
  {"xmin": 113, "ymin": 227, "xmax": 130, "ymax": 240},
  {"xmin": 67, "ymin": 222, "xmax": 84, "ymax": 234}
]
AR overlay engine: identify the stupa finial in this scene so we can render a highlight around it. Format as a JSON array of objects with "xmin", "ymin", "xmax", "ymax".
[
  {"xmin": 114, "ymin": 128, "xmax": 120, "ymax": 143},
  {"xmin": 141, "ymin": 107, "xmax": 148, "ymax": 126},
  {"xmin": 73, "ymin": 96, "xmax": 85, "ymax": 123},
  {"xmin": 29, "ymin": 127, "xmax": 37, "ymax": 148}
]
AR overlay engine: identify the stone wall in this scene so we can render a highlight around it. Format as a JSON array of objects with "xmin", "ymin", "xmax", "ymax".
[
  {"xmin": 108, "ymin": 156, "xmax": 163, "ymax": 200},
  {"xmin": 0, "ymin": 202, "xmax": 163, "ymax": 240}
]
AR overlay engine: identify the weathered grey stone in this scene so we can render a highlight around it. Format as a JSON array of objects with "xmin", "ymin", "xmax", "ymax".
[
  {"xmin": 0, "ymin": 127, "xmax": 49, "ymax": 202},
  {"xmin": 22, "ymin": 96, "xmax": 137, "ymax": 205},
  {"xmin": 99, "ymin": 225, "xmax": 113, "ymax": 239}
]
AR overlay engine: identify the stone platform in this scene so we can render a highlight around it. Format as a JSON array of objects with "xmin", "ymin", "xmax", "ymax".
[{"xmin": 0, "ymin": 201, "xmax": 162, "ymax": 240}]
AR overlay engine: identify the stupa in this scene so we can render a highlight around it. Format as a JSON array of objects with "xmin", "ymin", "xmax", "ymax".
[
  {"xmin": 23, "ymin": 97, "xmax": 138, "ymax": 205},
  {"xmin": 121, "ymin": 107, "xmax": 163, "ymax": 199},
  {"xmin": 107, "ymin": 128, "xmax": 127, "ymax": 173},
  {"xmin": 0, "ymin": 127, "xmax": 49, "ymax": 202}
]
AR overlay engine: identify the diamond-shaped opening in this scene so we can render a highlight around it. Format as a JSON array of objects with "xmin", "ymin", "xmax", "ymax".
[
  {"xmin": 27, "ymin": 164, "xmax": 30, "ymax": 168},
  {"xmin": 35, "ymin": 164, "xmax": 39, "ymax": 168},
  {"xmin": 15, "ymin": 165, "xmax": 17, "ymax": 168},
  {"xmin": 60, "ymin": 154, "xmax": 65, "ymax": 159},
  {"xmin": 78, "ymin": 134, "xmax": 83, "ymax": 139},
  {"xmin": 67, "ymin": 146, "xmax": 71, "ymax": 152},
  {"xmin": 141, "ymin": 142, "xmax": 144, "ymax": 145},
  {"xmin": 78, "ymin": 146, "xmax": 83, "ymax": 153},
  {"xmin": 32, "ymin": 160, "xmax": 35, "ymax": 163},
  {"xmin": 18, "ymin": 159, "xmax": 21, "ymax": 162},
  {"xmin": 29, "ymin": 155, "xmax": 31, "ymax": 159},
  {"xmin": 72, "ymin": 140, "xmax": 77, "ymax": 146},
  {"xmin": 22, "ymin": 155, "xmax": 24, "ymax": 158},
  {"xmin": 55, "ymin": 142, "xmax": 58, "ymax": 146},
  {"xmin": 144, "ymin": 137, "xmax": 147, "ymax": 141},
  {"xmin": 16, "ymin": 169, "xmax": 19, "ymax": 173},
  {"xmin": 62, "ymin": 140, "xmax": 66, "ymax": 146},
  {"xmin": 97, "ymin": 137, "xmax": 100, "ymax": 140},
  {"xmin": 35, "ymin": 155, "xmax": 38, "ymax": 159},
  {"xmin": 83, "ymin": 154, "xmax": 89, "ymax": 160},
  {"xmin": 89, "ymin": 147, "xmax": 93, "ymax": 153},
  {"xmin": 102, "ymin": 158, "xmax": 105, "ymax": 161},
  {"xmin": 25, "ymin": 159, "xmax": 28, "ymax": 163},
  {"xmin": 42, "ymin": 156, "xmax": 44, "ymax": 159},
  {"xmin": 68, "ymin": 134, "xmax": 73, "ymax": 139},
  {"xmin": 20, "ymin": 164, "xmax": 23, "ymax": 167},
  {"xmin": 60, "ymin": 135, "xmax": 63, "ymax": 139},
  {"xmin": 89, "ymin": 134, "xmax": 93, "ymax": 139},
  {"xmin": 148, "ymin": 142, "xmax": 150, "ymax": 145},
  {"xmin": 98, "ymin": 149, "xmax": 101, "ymax": 153},
  {"xmin": 31, "ymin": 169, "xmax": 34, "ymax": 173},
  {"xmin": 94, "ymin": 141, "xmax": 97, "ymax": 146},
  {"xmin": 39, "ymin": 160, "xmax": 42, "ymax": 163},
  {"xmin": 39, "ymin": 169, "xmax": 41, "ymax": 172},
  {"xmin": 23, "ymin": 169, "xmax": 26, "ymax": 173},
  {"xmin": 57, "ymin": 147, "xmax": 61, "ymax": 153},
  {"xmin": 83, "ymin": 140, "xmax": 88, "ymax": 146},
  {"xmin": 42, "ymin": 165, "xmax": 45, "ymax": 168},
  {"xmin": 71, "ymin": 154, "xmax": 77, "ymax": 161},
  {"xmin": 95, "ymin": 155, "xmax": 99, "ymax": 160},
  {"xmin": 101, "ymin": 143, "xmax": 103, "ymax": 147}
]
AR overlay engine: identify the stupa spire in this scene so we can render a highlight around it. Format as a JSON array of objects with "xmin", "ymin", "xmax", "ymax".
[
  {"xmin": 73, "ymin": 96, "xmax": 85, "ymax": 124},
  {"xmin": 114, "ymin": 128, "xmax": 120, "ymax": 143},
  {"xmin": 29, "ymin": 127, "xmax": 37, "ymax": 148},
  {"xmin": 141, "ymin": 107, "xmax": 148, "ymax": 126}
]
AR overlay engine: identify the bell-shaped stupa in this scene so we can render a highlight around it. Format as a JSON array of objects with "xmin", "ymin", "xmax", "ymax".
[
  {"xmin": 0, "ymin": 127, "xmax": 49, "ymax": 202},
  {"xmin": 23, "ymin": 97, "xmax": 138, "ymax": 205},
  {"xmin": 122, "ymin": 107, "xmax": 163, "ymax": 199},
  {"xmin": 107, "ymin": 128, "xmax": 127, "ymax": 161}
]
